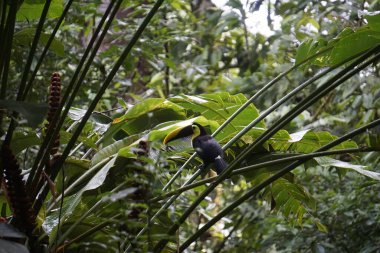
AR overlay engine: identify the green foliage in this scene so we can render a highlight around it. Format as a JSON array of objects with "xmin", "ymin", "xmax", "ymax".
[
  {"xmin": 295, "ymin": 27, "xmax": 380, "ymax": 67},
  {"xmin": 10, "ymin": 131, "xmax": 41, "ymax": 155},
  {"xmin": 13, "ymin": 28, "xmax": 65, "ymax": 56},
  {"xmin": 0, "ymin": 0, "xmax": 379, "ymax": 252},
  {"xmin": 365, "ymin": 11, "xmax": 380, "ymax": 32},
  {"xmin": 0, "ymin": 100, "xmax": 47, "ymax": 127},
  {"xmin": 16, "ymin": 0, "xmax": 64, "ymax": 21}
]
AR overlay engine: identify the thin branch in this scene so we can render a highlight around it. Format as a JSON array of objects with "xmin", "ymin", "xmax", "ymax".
[
  {"xmin": 33, "ymin": 0, "xmax": 165, "ymax": 215},
  {"xmin": 153, "ymin": 47, "xmax": 380, "ymax": 252},
  {"xmin": 149, "ymin": 147, "xmax": 380, "ymax": 202},
  {"xmin": 179, "ymin": 118, "xmax": 380, "ymax": 251},
  {"xmin": 125, "ymin": 45, "xmax": 352, "ymax": 250},
  {"xmin": 55, "ymin": 214, "xmax": 121, "ymax": 253},
  {"xmin": 163, "ymin": 8, "xmax": 170, "ymax": 97},
  {"xmin": 53, "ymin": 182, "xmax": 126, "ymax": 247},
  {"xmin": 18, "ymin": 0, "xmax": 52, "ymax": 97},
  {"xmin": 214, "ymin": 214, "xmax": 245, "ymax": 253},
  {"xmin": 162, "ymin": 46, "xmax": 334, "ymax": 191},
  {"xmin": 3, "ymin": 0, "xmax": 52, "ymax": 144},
  {"xmin": 27, "ymin": 0, "xmax": 118, "ymax": 192},
  {"xmin": 0, "ymin": 0, "xmax": 17, "ymax": 129},
  {"xmin": 22, "ymin": 0, "xmax": 75, "ymax": 100}
]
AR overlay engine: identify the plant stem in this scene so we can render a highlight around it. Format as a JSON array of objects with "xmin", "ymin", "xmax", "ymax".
[
  {"xmin": 55, "ymin": 214, "xmax": 121, "ymax": 253},
  {"xmin": 46, "ymin": 156, "xmax": 113, "ymax": 212},
  {"xmin": 214, "ymin": 214, "xmax": 244, "ymax": 253},
  {"xmin": 22, "ymin": 0, "xmax": 75, "ymax": 100},
  {"xmin": 0, "ymin": 0, "xmax": 17, "ymax": 130},
  {"xmin": 179, "ymin": 118, "xmax": 380, "ymax": 251},
  {"xmin": 162, "ymin": 46, "xmax": 334, "ymax": 191},
  {"xmin": 27, "ymin": 0, "xmax": 119, "ymax": 192},
  {"xmin": 150, "ymin": 147, "xmax": 380, "ymax": 202},
  {"xmin": 128, "ymin": 45, "xmax": 356, "ymax": 249},
  {"xmin": 18, "ymin": 0, "xmax": 52, "ymax": 97},
  {"xmin": 33, "ymin": 0, "xmax": 165, "ymax": 216},
  {"xmin": 3, "ymin": 0, "xmax": 52, "ymax": 146},
  {"xmin": 153, "ymin": 47, "xmax": 380, "ymax": 252},
  {"xmin": 53, "ymin": 182, "xmax": 126, "ymax": 247}
]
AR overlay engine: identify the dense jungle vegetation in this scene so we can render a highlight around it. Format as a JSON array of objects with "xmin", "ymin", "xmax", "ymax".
[{"xmin": 0, "ymin": 0, "xmax": 380, "ymax": 252}]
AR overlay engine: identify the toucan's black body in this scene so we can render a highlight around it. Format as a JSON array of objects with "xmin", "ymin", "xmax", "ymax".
[{"xmin": 164, "ymin": 123, "xmax": 227, "ymax": 174}]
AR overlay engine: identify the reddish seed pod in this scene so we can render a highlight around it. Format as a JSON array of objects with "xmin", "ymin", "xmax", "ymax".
[
  {"xmin": 45, "ymin": 72, "xmax": 62, "ymax": 156},
  {"xmin": 2, "ymin": 145, "xmax": 36, "ymax": 234}
]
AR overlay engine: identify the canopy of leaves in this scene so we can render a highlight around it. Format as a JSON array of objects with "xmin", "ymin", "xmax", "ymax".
[{"xmin": 0, "ymin": 0, "xmax": 379, "ymax": 253}]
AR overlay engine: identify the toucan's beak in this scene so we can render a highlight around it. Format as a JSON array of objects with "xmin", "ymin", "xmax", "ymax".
[{"xmin": 163, "ymin": 125, "xmax": 194, "ymax": 144}]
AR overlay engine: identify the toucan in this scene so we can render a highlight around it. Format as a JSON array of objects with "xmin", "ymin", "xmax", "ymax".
[{"xmin": 163, "ymin": 122, "xmax": 227, "ymax": 174}]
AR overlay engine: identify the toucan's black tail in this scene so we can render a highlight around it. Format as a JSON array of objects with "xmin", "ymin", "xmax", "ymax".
[{"xmin": 214, "ymin": 156, "xmax": 228, "ymax": 175}]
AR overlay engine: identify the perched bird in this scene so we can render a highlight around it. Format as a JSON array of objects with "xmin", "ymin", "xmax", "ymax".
[{"xmin": 163, "ymin": 122, "xmax": 227, "ymax": 174}]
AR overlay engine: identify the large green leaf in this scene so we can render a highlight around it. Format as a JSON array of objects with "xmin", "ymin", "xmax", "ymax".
[
  {"xmin": 169, "ymin": 92, "xmax": 265, "ymax": 141},
  {"xmin": 266, "ymin": 178, "xmax": 316, "ymax": 225},
  {"xmin": 46, "ymin": 156, "xmax": 117, "ymax": 232},
  {"xmin": 148, "ymin": 116, "xmax": 219, "ymax": 142},
  {"xmin": 59, "ymin": 131, "xmax": 97, "ymax": 149},
  {"xmin": 295, "ymin": 38, "xmax": 328, "ymax": 66},
  {"xmin": 67, "ymin": 107, "xmax": 87, "ymax": 121},
  {"xmin": 314, "ymin": 157, "xmax": 380, "ymax": 181},
  {"xmin": 365, "ymin": 11, "xmax": 380, "ymax": 32},
  {"xmin": 77, "ymin": 156, "xmax": 116, "ymax": 192},
  {"xmin": 91, "ymin": 134, "xmax": 140, "ymax": 166},
  {"xmin": 114, "ymin": 98, "xmax": 185, "ymax": 123},
  {"xmin": 16, "ymin": 0, "xmax": 64, "ymax": 21},
  {"xmin": 13, "ymin": 28, "xmax": 64, "ymax": 56},
  {"xmin": 270, "ymin": 129, "xmax": 358, "ymax": 153},
  {"xmin": 10, "ymin": 131, "xmax": 41, "ymax": 154},
  {"xmin": 56, "ymin": 158, "xmax": 91, "ymax": 194},
  {"xmin": 0, "ymin": 100, "xmax": 47, "ymax": 127},
  {"xmin": 296, "ymin": 26, "xmax": 380, "ymax": 66},
  {"xmin": 239, "ymin": 164, "xmax": 315, "ymax": 225},
  {"xmin": 120, "ymin": 109, "xmax": 187, "ymax": 136},
  {"xmin": 105, "ymin": 98, "xmax": 186, "ymax": 141},
  {"xmin": 327, "ymin": 27, "xmax": 380, "ymax": 65}
]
